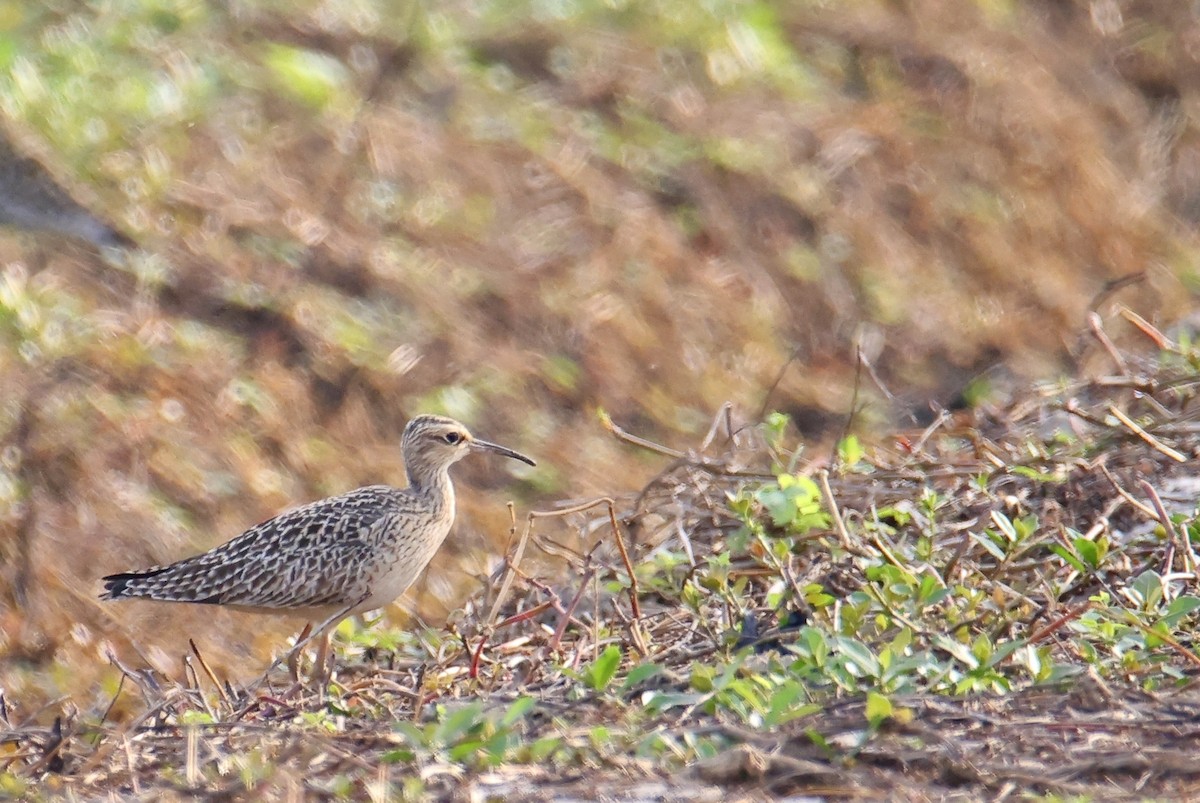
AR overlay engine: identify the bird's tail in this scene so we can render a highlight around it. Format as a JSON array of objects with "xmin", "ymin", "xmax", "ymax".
[{"xmin": 100, "ymin": 567, "xmax": 170, "ymax": 600}]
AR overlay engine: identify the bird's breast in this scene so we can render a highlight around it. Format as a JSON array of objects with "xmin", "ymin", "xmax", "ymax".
[{"xmin": 356, "ymin": 509, "xmax": 455, "ymax": 612}]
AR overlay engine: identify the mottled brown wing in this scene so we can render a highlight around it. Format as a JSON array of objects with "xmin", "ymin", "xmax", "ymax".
[{"xmin": 101, "ymin": 486, "xmax": 401, "ymax": 610}]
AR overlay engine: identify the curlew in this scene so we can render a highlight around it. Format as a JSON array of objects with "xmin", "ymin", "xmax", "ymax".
[{"xmin": 101, "ymin": 414, "xmax": 534, "ymax": 682}]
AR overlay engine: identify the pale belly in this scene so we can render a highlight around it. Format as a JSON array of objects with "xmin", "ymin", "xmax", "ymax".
[{"xmin": 352, "ymin": 519, "xmax": 454, "ymax": 615}]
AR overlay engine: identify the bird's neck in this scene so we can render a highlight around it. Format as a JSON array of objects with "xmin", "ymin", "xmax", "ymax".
[{"xmin": 407, "ymin": 465, "xmax": 455, "ymax": 512}]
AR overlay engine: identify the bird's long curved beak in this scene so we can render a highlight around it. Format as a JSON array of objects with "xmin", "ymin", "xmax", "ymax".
[{"xmin": 471, "ymin": 438, "xmax": 536, "ymax": 466}]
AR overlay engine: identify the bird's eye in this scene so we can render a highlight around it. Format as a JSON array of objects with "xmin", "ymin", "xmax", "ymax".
[{"xmin": 443, "ymin": 432, "xmax": 463, "ymax": 445}]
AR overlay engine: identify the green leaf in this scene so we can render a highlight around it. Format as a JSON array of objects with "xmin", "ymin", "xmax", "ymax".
[
  {"xmin": 932, "ymin": 634, "xmax": 979, "ymax": 669},
  {"xmin": 590, "ymin": 725, "xmax": 612, "ymax": 747},
  {"xmin": 621, "ymin": 662, "xmax": 665, "ymax": 692},
  {"xmin": 837, "ymin": 434, "xmax": 863, "ymax": 467},
  {"xmin": 756, "ymin": 486, "xmax": 795, "ymax": 527},
  {"xmin": 990, "ymin": 510, "xmax": 1017, "ymax": 542},
  {"xmin": 1010, "ymin": 465, "xmax": 1062, "ymax": 482},
  {"xmin": 392, "ymin": 721, "xmax": 428, "ymax": 747},
  {"xmin": 1013, "ymin": 514, "xmax": 1039, "ymax": 540},
  {"xmin": 643, "ymin": 691, "xmax": 706, "ymax": 713},
  {"xmin": 805, "ymin": 587, "xmax": 836, "ymax": 608},
  {"xmin": 381, "ymin": 749, "xmax": 415, "ymax": 764},
  {"xmin": 178, "ymin": 710, "xmax": 216, "ymax": 726},
  {"xmin": 690, "ymin": 663, "xmax": 717, "ymax": 693},
  {"xmin": 435, "ymin": 702, "xmax": 485, "ymax": 745},
  {"xmin": 876, "ymin": 505, "xmax": 912, "ymax": 527},
  {"xmin": 527, "ymin": 736, "xmax": 562, "ymax": 762},
  {"xmin": 764, "ymin": 683, "xmax": 814, "ymax": 727},
  {"xmin": 834, "ymin": 637, "xmax": 881, "ymax": 677},
  {"xmin": 585, "ymin": 645, "xmax": 623, "ymax": 691},
  {"xmin": 762, "ymin": 411, "xmax": 790, "ymax": 447},
  {"xmin": 805, "ymin": 728, "xmax": 834, "ymax": 756},
  {"xmin": 1073, "ymin": 537, "xmax": 1100, "ymax": 569},
  {"xmin": 447, "ymin": 739, "xmax": 484, "ymax": 762},
  {"xmin": 481, "ymin": 731, "xmax": 514, "ymax": 764},
  {"xmin": 971, "ymin": 531, "xmax": 1007, "ymax": 561},
  {"xmin": 1165, "ymin": 595, "xmax": 1200, "ymax": 620},
  {"xmin": 262, "ymin": 44, "xmax": 350, "ymax": 109},
  {"xmin": 1049, "ymin": 543, "xmax": 1086, "ymax": 573},
  {"xmin": 980, "ymin": 637, "xmax": 1024, "ymax": 669},
  {"xmin": 865, "ymin": 692, "xmax": 892, "ymax": 726},
  {"xmin": 1132, "ymin": 570, "xmax": 1164, "ymax": 609},
  {"xmin": 500, "ymin": 696, "xmax": 536, "ymax": 728}
]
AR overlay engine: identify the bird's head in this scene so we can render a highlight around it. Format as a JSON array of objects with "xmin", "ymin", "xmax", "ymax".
[{"xmin": 402, "ymin": 415, "xmax": 535, "ymax": 486}]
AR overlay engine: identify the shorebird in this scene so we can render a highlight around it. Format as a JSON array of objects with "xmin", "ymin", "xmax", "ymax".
[{"xmin": 101, "ymin": 414, "xmax": 534, "ymax": 683}]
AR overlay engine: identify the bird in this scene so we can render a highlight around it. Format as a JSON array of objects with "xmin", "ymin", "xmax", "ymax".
[{"xmin": 100, "ymin": 414, "xmax": 535, "ymax": 683}]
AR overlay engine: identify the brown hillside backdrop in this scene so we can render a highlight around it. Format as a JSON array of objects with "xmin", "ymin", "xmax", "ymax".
[{"xmin": 1, "ymin": 0, "xmax": 1198, "ymax": 700}]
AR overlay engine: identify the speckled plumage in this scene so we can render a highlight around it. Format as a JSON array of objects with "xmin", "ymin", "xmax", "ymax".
[{"xmin": 101, "ymin": 415, "xmax": 534, "ymax": 679}]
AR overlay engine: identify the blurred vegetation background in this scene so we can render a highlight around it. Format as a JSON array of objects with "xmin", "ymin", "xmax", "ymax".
[{"xmin": 1, "ymin": 0, "xmax": 1199, "ymax": 706}]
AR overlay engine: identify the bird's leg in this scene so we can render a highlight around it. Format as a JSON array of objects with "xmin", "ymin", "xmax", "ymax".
[
  {"xmin": 306, "ymin": 605, "xmax": 359, "ymax": 688},
  {"xmin": 312, "ymin": 628, "xmax": 332, "ymax": 687},
  {"xmin": 288, "ymin": 622, "xmax": 314, "ymax": 684}
]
